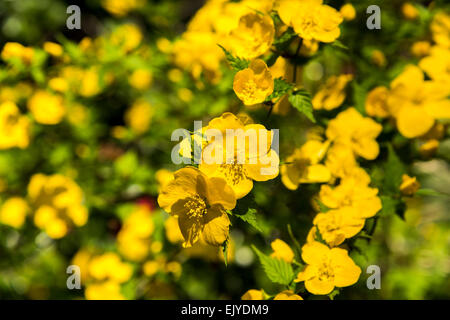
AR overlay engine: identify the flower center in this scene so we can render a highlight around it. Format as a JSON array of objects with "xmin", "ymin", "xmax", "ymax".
[
  {"xmin": 219, "ymin": 163, "xmax": 247, "ymax": 185},
  {"xmin": 317, "ymin": 261, "xmax": 334, "ymax": 281},
  {"xmin": 184, "ymin": 195, "xmax": 207, "ymax": 219}
]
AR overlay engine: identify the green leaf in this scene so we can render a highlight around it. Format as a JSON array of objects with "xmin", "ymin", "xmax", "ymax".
[
  {"xmin": 288, "ymin": 89, "xmax": 316, "ymax": 123},
  {"xmin": 222, "ymin": 240, "xmax": 229, "ymax": 267},
  {"xmin": 331, "ymin": 40, "xmax": 349, "ymax": 51},
  {"xmin": 218, "ymin": 44, "xmax": 250, "ymax": 71},
  {"xmin": 415, "ymin": 188, "xmax": 449, "ymax": 197},
  {"xmin": 273, "ymin": 28, "xmax": 297, "ymax": 50},
  {"xmin": 379, "ymin": 195, "xmax": 406, "ymax": 219},
  {"xmin": 234, "ymin": 208, "xmax": 264, "ymax": 234},
  {"xmin": 266, "ymin": 78, "xmax": 294, "ymax": 102},
  {"xmin": 382, "ymin": 144, "xmax": 406, "ymax": 195},
  {"xmin": 252, "ymin": 245, "xmax": 295, "ymax": 286}
]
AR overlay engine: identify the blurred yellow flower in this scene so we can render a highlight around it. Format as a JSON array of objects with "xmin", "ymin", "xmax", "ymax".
[
  {"xmin": 411, "ymin": 41, "xmax": 431, "ymax": 57},
  {"xmin": 110, "ymin": 24, "xmax": 143, "ymax": 52},
  {"xmin": 0, "ymin": 101, "xmax": 30, "ymax": 150},
  {"xmin": 43, "ymin": 41, "xmax": 63, "ymax": 57},
  {"xmin": 0, "ymin": 197, "xmax": 29, "ymax": 228},
  {"xmin": 312, "ymin": 74, "xmax": 353, "ymax": 110},
  {"xmin": 419, "ymin": 46, "xmax": 450, "ymax": 85},
  {"xmin": 101, "ymin": 0, "xmax": 145, "ymax": 17},
  {"xmin": 270, "ymin": 239, "xmax": 294, "ymax": 263},
  {"xmin": 1, "ymin": 42, "xmax": 34, "ymax": 64},
  {"xmin": 431, "ymin": 12, "xmax": 450, "ymax": 48},
  {"xmin": 28, "ymin": 174, "xmax": 88, "ymax": 238},
  {"xmin": 233, "ymin": 59, "xmax": 274, "ymax": 105},
  {"xmin": 278, "ymin": 0, "xmax": 343, "ymax": 43},
  {"xmin": 326, "ymin": 108, "xmax": 382, "ymax": 160},
  {"xmin": 387, "ymin": 65, "xmax": 450, "ymax": 138},
  {"xmin": 89, "ymin": 252, "xmax": 133, "ymax": 283},
  {"xmin": 402, "ymin": 3, "xmax": 419, "ymax": 20},
  {"xmin": 227, "ymin": 12, "xmax": 274, "ymax": 59},
  {"xmin": 164, "ymin": 216, "xmax": 184, "ymax": 244},
  {"xmin": 129, "ymin": 69, "xmax": 153, "ymax": 90},
  {"xmin": 365, "ymin": 86, "xmax": 390, "ymax": 118},
  {"xmin": 27, "ymin": 90, "xmax": 66, "ymax": 125},
  {"xmin": 340, "ymin": 4, "xmax": 356, "ymax": 21},
  {"xmin": 157, "ymin": 167, "xmax": 236, "ymax": 247},
  {"xmin": 324, "ymin": 143, "xmax": 358, "ymax": 179},
  {"xmin": 85, "ymin": 281, "xmax": 125, "ymax": 300},
  {"xmin": 281, "ymin": 140, "xmax": 331, "ymax": 190},
  {"xmin": 371, "ymin": 49, "xmax": 387, "ymax": 67},
  {"xmin": 125, "ymin": 100, "xmax": 153, "ymax": 134},
  {"xmin": 295, "ymin": 241, "xmax": 361, "ymax": 295},
  {"xmin": 400, "ymin": 174, "xmax": 421, "ymax": 196}
]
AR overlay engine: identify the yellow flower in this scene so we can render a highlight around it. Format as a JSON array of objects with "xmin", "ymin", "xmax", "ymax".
[
  {"xmin": 156, "ymin": 169, "xmax": 174, "ymax": 193},
  {"xmin": 326, "ymin": 108, "xmax": 382, "ymax": 160},
  {"xmin": 387, "ymin": 65, "xmax": 450, "ymax": 138},
  {"xmin": 371, "ymin": 50, "xmax": 387, "ymax": 67},
  {"xmin": 198, "ymin": 112, "xmax": 279, "ymax": 199},
  {"xmin": 270, "ymin": 239, "xmax": 294, "ymax": 263},
  {"xmin": 110, "ymin": 23, "xmax": 143, "ymax": 52},
  {"xmin": 117, "ymin": 205, "xmax": 154, "ymax": 261},
  {"xmin": 79, "ymin": 67, "xmax": 102, "ymax": 97},
  {"xmin": 0, "ymin": 101, "xmax": 30, "ymax": 150},
  {"xmin": 273, "ymin": 290, "xmax": 303, "ymax": 300},
  {"xmin": 411, "ymin": 41, "xmax": 431, "ymax": 57},
  {"xmin": 281, "ymin": 140, "xmax": 331, "ymax": 190},
  {"xmin": 85, "ymin": 281, "xmax": 125, "ymax": 300},
  {"xmin": 400, "ymin": 174, "xmax": 420, "ymax": 196},
  {"xmin": 27, "ymin": 90, "xmax": 66, "ymax": 125},
  {"xmin": 313, "ymin": 207, "xmax": 365, "ymax": 247},
  {"xmin": 101, "ymin": 0, "xmax": 144, "ymax": 17},
  {"xmin": 125, "ymin": 100, "xmax": 153, "ymax": 134},
  {"xmin": 1, "ymin": 42, "xmax": 34, "ymax": 64},
  {"xmin": 419, "ymin": 46, "xmax": 450, "ymax": 86},
  {"xmin": 164, "ymin": 215, "xmax": 184, "ymax": 244},
  {"xmin": 227, "ymin": 12, "xmax": 275, "ymax": 59},
  {"xmin": 295, "ymin": 241, "xmax": 361, "ymax": 295},
  {"xmin": 233, "ymin": 59, "xmax": 274, "ymax": 105},
  {"xmin": 278, "ymin": 0, "xmax": 343, "ymax": 43},
  {"xmin": 312, "ymin": 74, "xmax": 353, "ymax": 110},
  {"xmin": 365, "ymin": 86, "xmax": 390, "ymax": 118},
  {"xmin": 241, "ymin": 289, "xmax": 265, "ymax": 300},
  {"xmin": 340, "ymin": 4, "xmax": 356, "ymax": 21},
  {"xmin": 0, "ymin": 197, "xmax": 29, "ymax": 228},
  {"xmin": 129, "ymin": 69, "xmax": 153, "ymax": 90},
  {"xmin": 419, "ymin": 139, "xmax": 439, "ymax": 159},
  {"xmin": 324, "ymin": 144, "xmax": 358, "ymax": 178},
  {"xmin": 402, "ymin": 3, "xmax": 419, "ymax": 20},
  {"xmin": 319, "ymin": 167, "xmax": 382, "ymax": 219},
  {"xmin": 157, "ymin": 167, "xmax": 236, "ymax": 247},
  {"xmin": 431, "ymin": 12, "xmax": 450, "ymax": 48},
  {"xmin": 88, "ymin": 252, "xmax": 133, "ymax": 283},
  {"xmin": 28, "ymin": 174, "xmax": 88, "ymax": 238},
  {"xmin": 43, "ymin": 41, "xmax": 63, "ymax": 57}
]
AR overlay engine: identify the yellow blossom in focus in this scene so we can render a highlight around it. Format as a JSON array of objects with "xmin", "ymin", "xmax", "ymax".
[
  {"xmin": 227, "ymin": 13, "xmax": 274, "ymax": 60},
  {"xmin": 313, "ymin": 207, "xmax": 365, "ymax": 247},
  {"xmin": 312, "ymin": 74, "xmax": 353, "ymax": 110},
  {"xmin": 402, "ymin": 3, "xmax": 419, "ymax": 20},
  {"xmin": 295, "ymin": 241, "xmax": 361, "ymax": 295},
  {"xmin": 400, "ymin": 174, "xmax": 421, "ymax": 196},
  {"xmin": 0, "ymin": 197, "xmax": 29, "ymax": 228},
  {"xmin": 340, "ymin": 4, "xmax": 356, "ymax": 21},
  {"xmin": 273, "ymin": 290, "xmax": 303, "ymax": 300},
  {"xmin": 281, "ymin": 140, "xmax": 331, "ymax": 190},
  {"xmin": 1, "ymin": 42, "xmax": 34, "ymax": 64},
  {"xmin": 43, "ymin": 41, "xmax": 63, "ymax": 57},
  {"xmin": 28, "ymin": 174, "xmax": 88, "ymax": 238},
  {"xmin": 241, "ymin": 289, "xmax": 264, "ymax": 300},
  {"xmin": 125, "ymin": 100, "xmax": 153, "ymax": 134},
  {"xmin": 431, "ymin": 12, "xmax": 450, "ymax": 48},
  {"xmin": 270, "ymin": 239, "xmax": 294, "ymax": 263},
  {"xmin": 278, "ymin": 0, "xmax": 343, "ymax": 43},
  {"xmin": 157, "ymin": 167, "xmax": 236, "ymax": 248},
  {"xmin": 198, "ymin": 113, "xmax": 279, "ymax": 199},
  {"xmin": 326, "ymin": 108, "xmax": 382, "ymax": 160},
  {"xmin": 365, "ymin": 86, "xmax": 390, "ymax": 118},
  {"xmin": 0, "ymin": 101, "xmax": 30, "ymax": 150},
  {"xmin": 27, "ymin": 90, "xmax": 66, "ymax": 125},
  {"xmin": 233, "ymin": 59, "xmax": 274, "ymax": 105},
  {"xmin": 129, "ymin": 69, "xmax": 153, "ymax": 90},
  {"xmin": 387, "ymin": 65, "xmax": 450, "ymax": 138}
]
